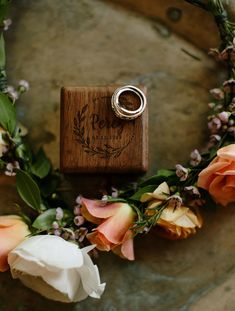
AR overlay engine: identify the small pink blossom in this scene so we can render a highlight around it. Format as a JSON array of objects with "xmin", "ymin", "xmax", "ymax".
[
  {"xmin": 210, "ymin": 134, "xmax": 221, "ymax": 142},
  {"xmin": 184, "ymin": 186, "xmax": 201, "ymax": 197},
  {"xmin": 3, "ymin": 19, "xmax": 12, "ymax": 31},
  {"xmin": 111, "ymin": 187, "xmax": 118, "ymax": 198},
  {"xmin": 18, "ymin": 80, "xmax": 30, "ymax": 92},
  {"xmin": 223, "ymin": 79, "xmax": 235, "ymax": 94},
  {"xmin": 61, "ymin": 228, "xmax": 75, "ymax": 241},
  {"xmin": 208, "ymin": 102, "xmax": 215, "ymax": 109},
  {"xmin": 53, "ymin": 229, "xmax": 61, "ymax": 237},
  {"xmin": 6, "ymin": 85, "xmax": 19, "ymax": 101},
  {"xmin": 208, "ymin": 117, "xmax": 222, "ymax": 133},
  {"xmin": 228, "ymin": 126, "xmax": 235, "ymax": 133},
  {"xmin": 207, "ymin": 134, "xmax": 221, "ymax": 149},
  {"xmin": 175, "ymin": 164, "xmax": 188, "ymax": 181},
  {"xmin": 210, "ymin": 88, "xmax": 224, "ymax": 100},
  {"xmin": 74, "ymin": 215, "xmax": 85, "ymax": 227},
  {"xmin": 55, "ymin": 207, "xmax": 63, "ymax": 221},
  {"xmin": 73, "ymin": 205, "xmax": 81, "ymax": 216},
  {"xmin": 218, "ymin": 111, "xmax": 230, "ymax": 123},
  {"xmin": 220, "ymin": 46, "xmax": 235, "ymax": 62},
  {"xmin": 167, "ymin": 195, "xmax": 182, "ymax": 209},
  {"xmin": 190, "ymin": 149, "xmax": 201, "ymax": 166},
  {"xmin": 74, "ymin": 227, "xmax": 88, "ymax": 242},
  {"xmin": 5, "ymin": 161, "xmax": 20, "ymax": 177}
]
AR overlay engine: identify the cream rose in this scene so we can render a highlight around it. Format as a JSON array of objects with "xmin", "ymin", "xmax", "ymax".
[
  {"xmin": 141, "ymin": 182, "xmax": 202, "ymax": 239},
  {"xmin": 8, "ymin": 235, "xmax": 105, "ymax": 303}
]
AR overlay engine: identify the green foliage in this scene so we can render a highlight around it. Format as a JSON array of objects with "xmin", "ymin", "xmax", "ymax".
[
  {"xmin": 32, "ymin": 208, "xmax": 73, "ymax": 231},
  {"xmin": 0, "ymin": 92, "xmax": 16, "ymax": 134},
  {"xmin": 104, "ymin": 196, "xmax": 127, "ymax": 203},
  {"xmin": 130, "ymin": 185, "xmax": 156, "ymax": 201},
  {"xmin": 19, "ymin": 212, "xmax": 32, "ymax": 227},
  {"xmin": 0, "ymin": 34, "xmax": 5, "ymax": 67},
  {"xmin": 0, "ymin": 158, "xmax": 5, "ymax": 169},
  {"xmin": 200, "ymin": 188, "xmax": 218, "ymax": 210},
  {"xmin": 15, "ymin": 142, "xmax": 32, "ymax": 163},
  {"xmin": 140, "ymin": 169, "xmax": 176, "ymax": 187},
  {"xmin": 39, "ymin": 173, "xmax": 60, "ymax": 198},
  {"xmin": 0, "ymin": 0, "xmax": 11, "ymax": 25},
  {"xmin": 31, "ymin": 148, "xmax": 51, "ymax": 179},
  {"xmin": 16, "ymin": 169, "xmax": 42, "ymax": 211}
]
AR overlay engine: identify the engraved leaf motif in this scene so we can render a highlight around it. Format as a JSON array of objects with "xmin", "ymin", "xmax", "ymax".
[
  {"xmin": 73, "ymin": 104, "xmax": 133, "ymax": 159},
  {"xmin": 80, "ymin": 127, "xmax": 85, "ymax": 136},
  {"xmin": 81, "ymin": 104, "xmax": 88, "ymax": 114}
]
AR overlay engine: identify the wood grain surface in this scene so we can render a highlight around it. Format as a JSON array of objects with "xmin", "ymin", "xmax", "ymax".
[
  {"xmin": 108, "ymin": 0, "xmax": 221, "ymax": 51},
  {"xmin": 60, "ymin": 86, "xmax": 148, "ymax": 173}
]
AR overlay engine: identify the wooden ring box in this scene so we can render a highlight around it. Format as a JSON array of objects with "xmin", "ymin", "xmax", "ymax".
[{"xmin": 60, "ymin": 86, "xmax": 148, "ymax": 173}]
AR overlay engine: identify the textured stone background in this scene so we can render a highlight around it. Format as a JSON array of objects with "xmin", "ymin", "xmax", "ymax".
[{"xmin": 0, "ymin": 0, "xmax": 235, "ymax": 310}]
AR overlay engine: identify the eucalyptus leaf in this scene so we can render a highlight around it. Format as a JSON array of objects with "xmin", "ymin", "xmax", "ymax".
[
  {"xmin": 16, "ymin": 169, "xmax": 42, "ymax": 211},
  {"xmin": 32, "ymin": 208, "xmax": 73, "ymax": 231},
  {"xmin": 31, "ymin": 148, "xmax": 51, "ymax": 179},
  {"xmin": 130, "ymin": 185, "xmax": 157, "ymax": 201},
  {"xmin": 0, "ymin": 92, "xmax": 16, "ymax": 134}
]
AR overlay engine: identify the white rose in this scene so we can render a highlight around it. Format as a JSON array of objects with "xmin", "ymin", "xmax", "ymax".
[
  {"xmin": 0, "ymin": 127, "xmax": 8, "ymax": 157},
  {"xmin": 8, "ymin": 235, "xmax": 105, "ymax": 303}
]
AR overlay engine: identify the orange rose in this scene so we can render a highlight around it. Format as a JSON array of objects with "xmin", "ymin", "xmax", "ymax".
[
  {"xmin": 198, "ymin": 144, "xmax": 235, "ymax": 206},
  {"xmin": 81, "ymin": 198, "xmax": 136, "ymax": 260},
  {"xmin": 0, "ymin": 215, "xmax": 30, "ymax": 272}
]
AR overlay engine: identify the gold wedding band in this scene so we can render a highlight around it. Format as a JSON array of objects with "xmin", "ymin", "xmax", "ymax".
[{"xmin": 111, "ymin": 85, "xmax": 146, "ymax": 120}]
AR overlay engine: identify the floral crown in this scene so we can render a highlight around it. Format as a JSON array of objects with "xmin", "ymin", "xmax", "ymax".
[{"xmin": 0, "ymin": 0, "xmax": 234, "ymax": 304}]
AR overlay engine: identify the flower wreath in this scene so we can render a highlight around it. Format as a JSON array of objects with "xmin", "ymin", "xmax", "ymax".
[{"xmin": 0, "ymin": 0, "xmax": 234, "ymax": 304}]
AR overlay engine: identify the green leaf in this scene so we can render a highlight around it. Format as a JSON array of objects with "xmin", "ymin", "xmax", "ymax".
[
  {"xmin": 16, "ymin": 169, "xmax": 42, "ymax": 211},
  {"xmin": 200, "ymin": 188, "xmax": 218, "ymax": 210},
  {"xmin": 19, "ymin": 212, "xmax": 32, "ymax": 227},
  {"xmin": 140, "ymin": 169, "xmax": 176, "ymax": 187},
  {"xmin": 15, "ymin": 142, "xmax": 32, "ymax": 163},
  {"xmin": 105, "ymin": 196, "xmax": 127, "ymax": 203},
  {"xmin": 0, "ymin": 158, "xmax": 5, "ymax": 169},
  {"xmin": 31, "ymin": 148, "xmax": 51, "ymax": 179},
  {"xmin": 0, "ymin": 0, "xmax": 11, "ymax": 25},
  {"xmin": 32, "ymin": 208, "xmax": 73, "ymax": 231},
  {"xmin": 0, "ymin": 34, "xmax": 5, "ymax": 67},
  {"xmin": 130, "ymin": 185, "xmax": 157, "ymax": 201},
  {"xmin": 0, "ymin": 92, "xmax": 16, "ymax": 134},
  {"xmin": 40, "ymin": 174, "xmax": 60, "ymax": 198}
]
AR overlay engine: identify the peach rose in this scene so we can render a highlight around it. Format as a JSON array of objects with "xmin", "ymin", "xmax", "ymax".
[
  {"xmin": 141, "ymin": 182, "xmax": 202, "ymax": 239},
  {"xmin": 198, "ymin": 144, "xmax": 235, "ymax": 206},
  {"xmin": 0, "ymin": 215, "xmax": 30, "ymax": 272},
  {"xmin": 81, "ymin": 198, "xmax": 136, "ymax": 260}
]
